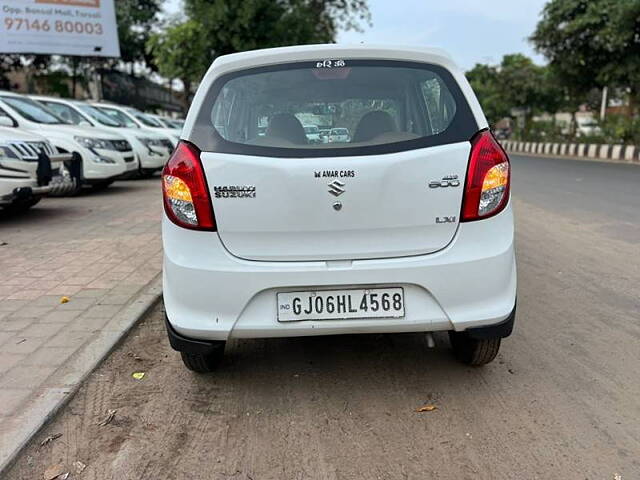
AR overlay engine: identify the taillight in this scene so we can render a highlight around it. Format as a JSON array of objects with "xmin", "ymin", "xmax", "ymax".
[
  {"xmin": 461, "ymin": 130, "xmax": 510, "ymax": 222},
  {"xmin": 162, "ymin": 141, "xmax": 216, "ymax": 230}
]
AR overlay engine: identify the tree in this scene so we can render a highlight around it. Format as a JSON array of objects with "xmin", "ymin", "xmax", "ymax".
[
  {"xmin": 184, "ymin": 0, "xmax": 370, "ymax": 58},
  {"xmin": 499, "ymin": 54, "xmax": 556, "ymax": 119},
  {"xmin": 116, "ymin": 0, "xmax": 162, "ymax": 73},
  {"xmin": 147, "ymin": 20, "xmax": 211, "ymax": 111},
  {"xmin": 531, "ymin": 0, "xmax": 640, "ymax": 113},
  {"xmin": 149, "ymin": 0, "xmax": 370, "ymax": 113},
  {"xmin": 466, "ymin": 63, "xmax": 510, "ymax": 125},
  {"xmin": 0, "ymin": 55, "xmax": 51, "ymax": 92},
  {"xmin": 467, "ymin": 54, "xmax": 566, "ymax": 134}
]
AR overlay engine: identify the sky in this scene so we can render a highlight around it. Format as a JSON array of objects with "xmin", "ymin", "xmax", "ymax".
[{"xmin": 163, "ymin": 0, "xmax": 548, "ymax": 70}]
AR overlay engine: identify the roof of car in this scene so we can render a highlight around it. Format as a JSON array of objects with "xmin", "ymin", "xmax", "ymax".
[
  {"xmin": 0, "ymin": 90, "xmax": 23, "ymax": 98},
  {"xmin": 212, "ymin": 44, "xmax": 455, "ymax": 72},
  {"xmin": 30, "ymin": 95, "xmax": 71, "ymax": 102}
]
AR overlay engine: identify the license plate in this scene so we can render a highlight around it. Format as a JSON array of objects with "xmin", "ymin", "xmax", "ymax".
[{"xmin": 277, "ymin": 287, "xmax": 405, "ymax": 322}]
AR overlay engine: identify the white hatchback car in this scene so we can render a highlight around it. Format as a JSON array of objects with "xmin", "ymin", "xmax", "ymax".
[{"xmin": 162, "ymin": 45, "xmax": 516, "ymax": 372}]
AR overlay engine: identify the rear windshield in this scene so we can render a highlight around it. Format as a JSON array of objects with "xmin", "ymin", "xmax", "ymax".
[{"xmin": 193, "ymin": 60, "xmax": 477, "ymax": 157}]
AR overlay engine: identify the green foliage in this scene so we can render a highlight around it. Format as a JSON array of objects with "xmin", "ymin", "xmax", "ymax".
[
  {"xmin": 531, "ymin": 0, "xmax": 640, "ymax": 109},
  {"xmin": 521, "ymin": 120, "xmax": 566, "ymax": 142},
  {"xmin": 466, "ymin": 63, "xmax": 510, "ymax": 126},
  {"xmin": 148, "ymin": 0, "xmax": 370, "ymax": 111},
  {"xmin": 599, "ymin": 114, "xmax": 640, "ymax": 144},
  {"xmin": 37, "ymin": 71, "xmax": 72, "ymax": 97},
  {"xmin": 116, "ymin": 0, "xmax": 162, "ymax": 68},
  {"xmin": 466, "ymin": 54, "xmax": 565, "ymax": 127},
  {"xmin": 183, "ymin": 0, "xmax": 370, "ymax": 57},
  {"xmin": 147, "ymin": 20, "xmax": 210, "ymax": 107}
]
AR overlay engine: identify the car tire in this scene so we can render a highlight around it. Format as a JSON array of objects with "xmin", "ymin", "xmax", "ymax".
[
  {"xmin": 138, "ymin": 168, "xmax": 156, "ymax": 179},
  {"xmin": 3, "ymin": 197, "xmax": 41, "ymax": 214},
  {"xmin": 179, "ymin": 343, "xmax": 225, "ymax": 373},
  {"xmin": 448, "ymin": 331, "xmax": 501, "ymax": 366},
  {"xmin": 91, "ymin": 180, "xmax": 114, "ymax": 191}
]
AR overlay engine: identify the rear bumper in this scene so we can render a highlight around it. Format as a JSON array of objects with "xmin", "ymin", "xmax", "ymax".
[
  {"xmin": 163, "ymin": 204, "xmax": 517, "ymax": 341},
  {"xmin": 165, "ymin": 305, "xmax": 516, "ymax": 354}
]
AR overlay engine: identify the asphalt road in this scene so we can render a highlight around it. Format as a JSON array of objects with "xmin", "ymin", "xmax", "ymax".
[{"xmin": 5, "ymin": 156, "xmax": 640, "ymax": 479}]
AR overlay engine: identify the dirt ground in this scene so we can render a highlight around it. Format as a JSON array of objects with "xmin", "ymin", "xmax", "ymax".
[
  {"xmin": 5, "ymin": 290, "xmax": 640, "ymax": 480},
  {"xmin": 4, "ymin": 163, "xmax": 640, "ymax": 479}
]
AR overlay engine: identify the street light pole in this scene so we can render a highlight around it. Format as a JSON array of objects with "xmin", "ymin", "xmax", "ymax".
[{"xmin": 600, "ymin": 86, "xmax": 608, "ymax": 121}]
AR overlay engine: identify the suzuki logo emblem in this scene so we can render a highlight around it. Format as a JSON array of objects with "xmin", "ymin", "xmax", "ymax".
[{"xmin": 328, "ymin": 180, "xmax": 346, "ymax": 196}]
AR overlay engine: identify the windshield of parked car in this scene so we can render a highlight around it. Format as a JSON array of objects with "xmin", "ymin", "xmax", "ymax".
[
  {"xmin": 96, "ymin": 107, "xmax": 139, "ymax": 128},
  {"xmin": 0, "ymin": 96, "xmax": 66, "ymax": 124},
  {"xmin": 205, "ymin": 60, "xmax": 470, "ymax": 155},
  {"xmin": 154, "ymin": 117, "xmax": 178, "ymax": 129},
  {"xmin": 40, "ymin": 101, "xmax": 88, "ymax": 125},
  {"xmin": 74, "ymin": 104, "xmax": 123, "ymax": 127},
  {"xmin": 124, "ymin": 108, "xmax": 163, "ymax": 127}
]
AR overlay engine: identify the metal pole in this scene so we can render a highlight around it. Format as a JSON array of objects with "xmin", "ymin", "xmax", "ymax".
[{"xmin": 600, "ymin": 86, "xmax": 608, "ymax": 121}]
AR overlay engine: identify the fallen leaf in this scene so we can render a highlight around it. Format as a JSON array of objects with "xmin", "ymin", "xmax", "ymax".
[
  {"xmin": 15, "ymin": 338, "xmax": 26, "ymax": 345},
  {"xmin": 98, "ymin": 409, "xmax": 117, "ymax": 426},
  {"xmin": 132, "ymin": 372, "xmax": 145, "ymax": 380},
  {"xmin": 43, "ymin": 464, "xmax": 66, "ymax": 480},
  {"xmin": 416, "ymin": 404, "xmax": 437, "ymax": 412},
  {"xmin": 40, "ymin": 433, "xmax": 62, "ymax": 447},
  {"xmin": 59, "ymin": 296, "xmax": 70, "ymax": 304},
  {"xmin": 73, "ymin": 460, "xmax": 87, "ymax": 474}
]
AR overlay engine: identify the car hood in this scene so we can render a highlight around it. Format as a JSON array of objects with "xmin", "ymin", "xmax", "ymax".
[
  {"xmin": 98, "ymin": 126, "xmax": 169, "ymax": 142},
  {"xmin": 35, "ymin": 124, "xmax": 128, "ymax": 140},
  {"xmin": 145, "ymin": 126, "xmax": 180, "ymax": 138},
  {"xmin": 0, "ymin": 126, "xmax": 48, "ymax": 142}
]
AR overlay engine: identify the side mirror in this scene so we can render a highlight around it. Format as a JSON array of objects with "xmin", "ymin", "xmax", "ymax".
[
  {"xmin": 0, "ymin": 116, "xmax": 15, "ymax": 127},
  {"xmin": 78, "ymin": 120, "xmax": 92, "ymax": 127}
]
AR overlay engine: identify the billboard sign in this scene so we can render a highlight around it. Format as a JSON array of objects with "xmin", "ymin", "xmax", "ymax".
[{"xmin": 0, "ymin": 0, "xmax": 120, "ymax": 57}]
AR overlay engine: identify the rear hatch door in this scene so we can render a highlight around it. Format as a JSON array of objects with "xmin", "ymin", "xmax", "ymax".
[{"xmin": 202, "ymin": 142, "xmax": 469, "ymax": 261}]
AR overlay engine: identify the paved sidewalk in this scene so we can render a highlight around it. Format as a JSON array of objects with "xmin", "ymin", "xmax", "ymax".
[{"xmin": 0, "ymin": 178, "xmax": 163, "ymax": 471}]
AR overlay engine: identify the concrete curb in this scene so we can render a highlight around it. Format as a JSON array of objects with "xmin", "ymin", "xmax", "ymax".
[
  {"xmin": 0, "ymin": 274, "xmax": 163, "ymax": 475},
  {"xmin": 501, "ymin": 140, "xmax": 640, "ymax": 165}
]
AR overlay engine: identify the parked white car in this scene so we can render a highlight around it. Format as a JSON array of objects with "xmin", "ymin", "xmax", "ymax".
[
  {"xmin": 327, "ymin": 127, "xmax": 351, "ymax": 143},
  {"xmin": 162, "ymin": 45, "xmax": 516, "ymax": 372},
  {"xmin": 303, "ymin": 125, "xmax": 323, "ymax": 144},
  {"xmin": 0, "ymin": 125, "xmax": 74, "ymax": 212},
  {"xmin": 575, "ymin": 115, "xmax": 602, "ymax": 137},
  {"xmin": 0, "ymin": 92, "xmax": 137, "ymax": 193},
  {"xmin": 91, "ymin": 103, "xmax": 181, "ymax": 147},
  {"xmin": 32, "ymin": 96, "xmax": 172, "ymax": 177},
  {"xmin": 149, "ymin": 114, "xmax": 184, "ymax": 131}
]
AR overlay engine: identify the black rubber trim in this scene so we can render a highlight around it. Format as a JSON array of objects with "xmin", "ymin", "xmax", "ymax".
[
  {"xmin": 465, "ymin": 303, "xmax": 516, "ymax": 340},
  {"xmin": 164, "ymin": 315, "xmax": 222, "ymax": 355}
]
